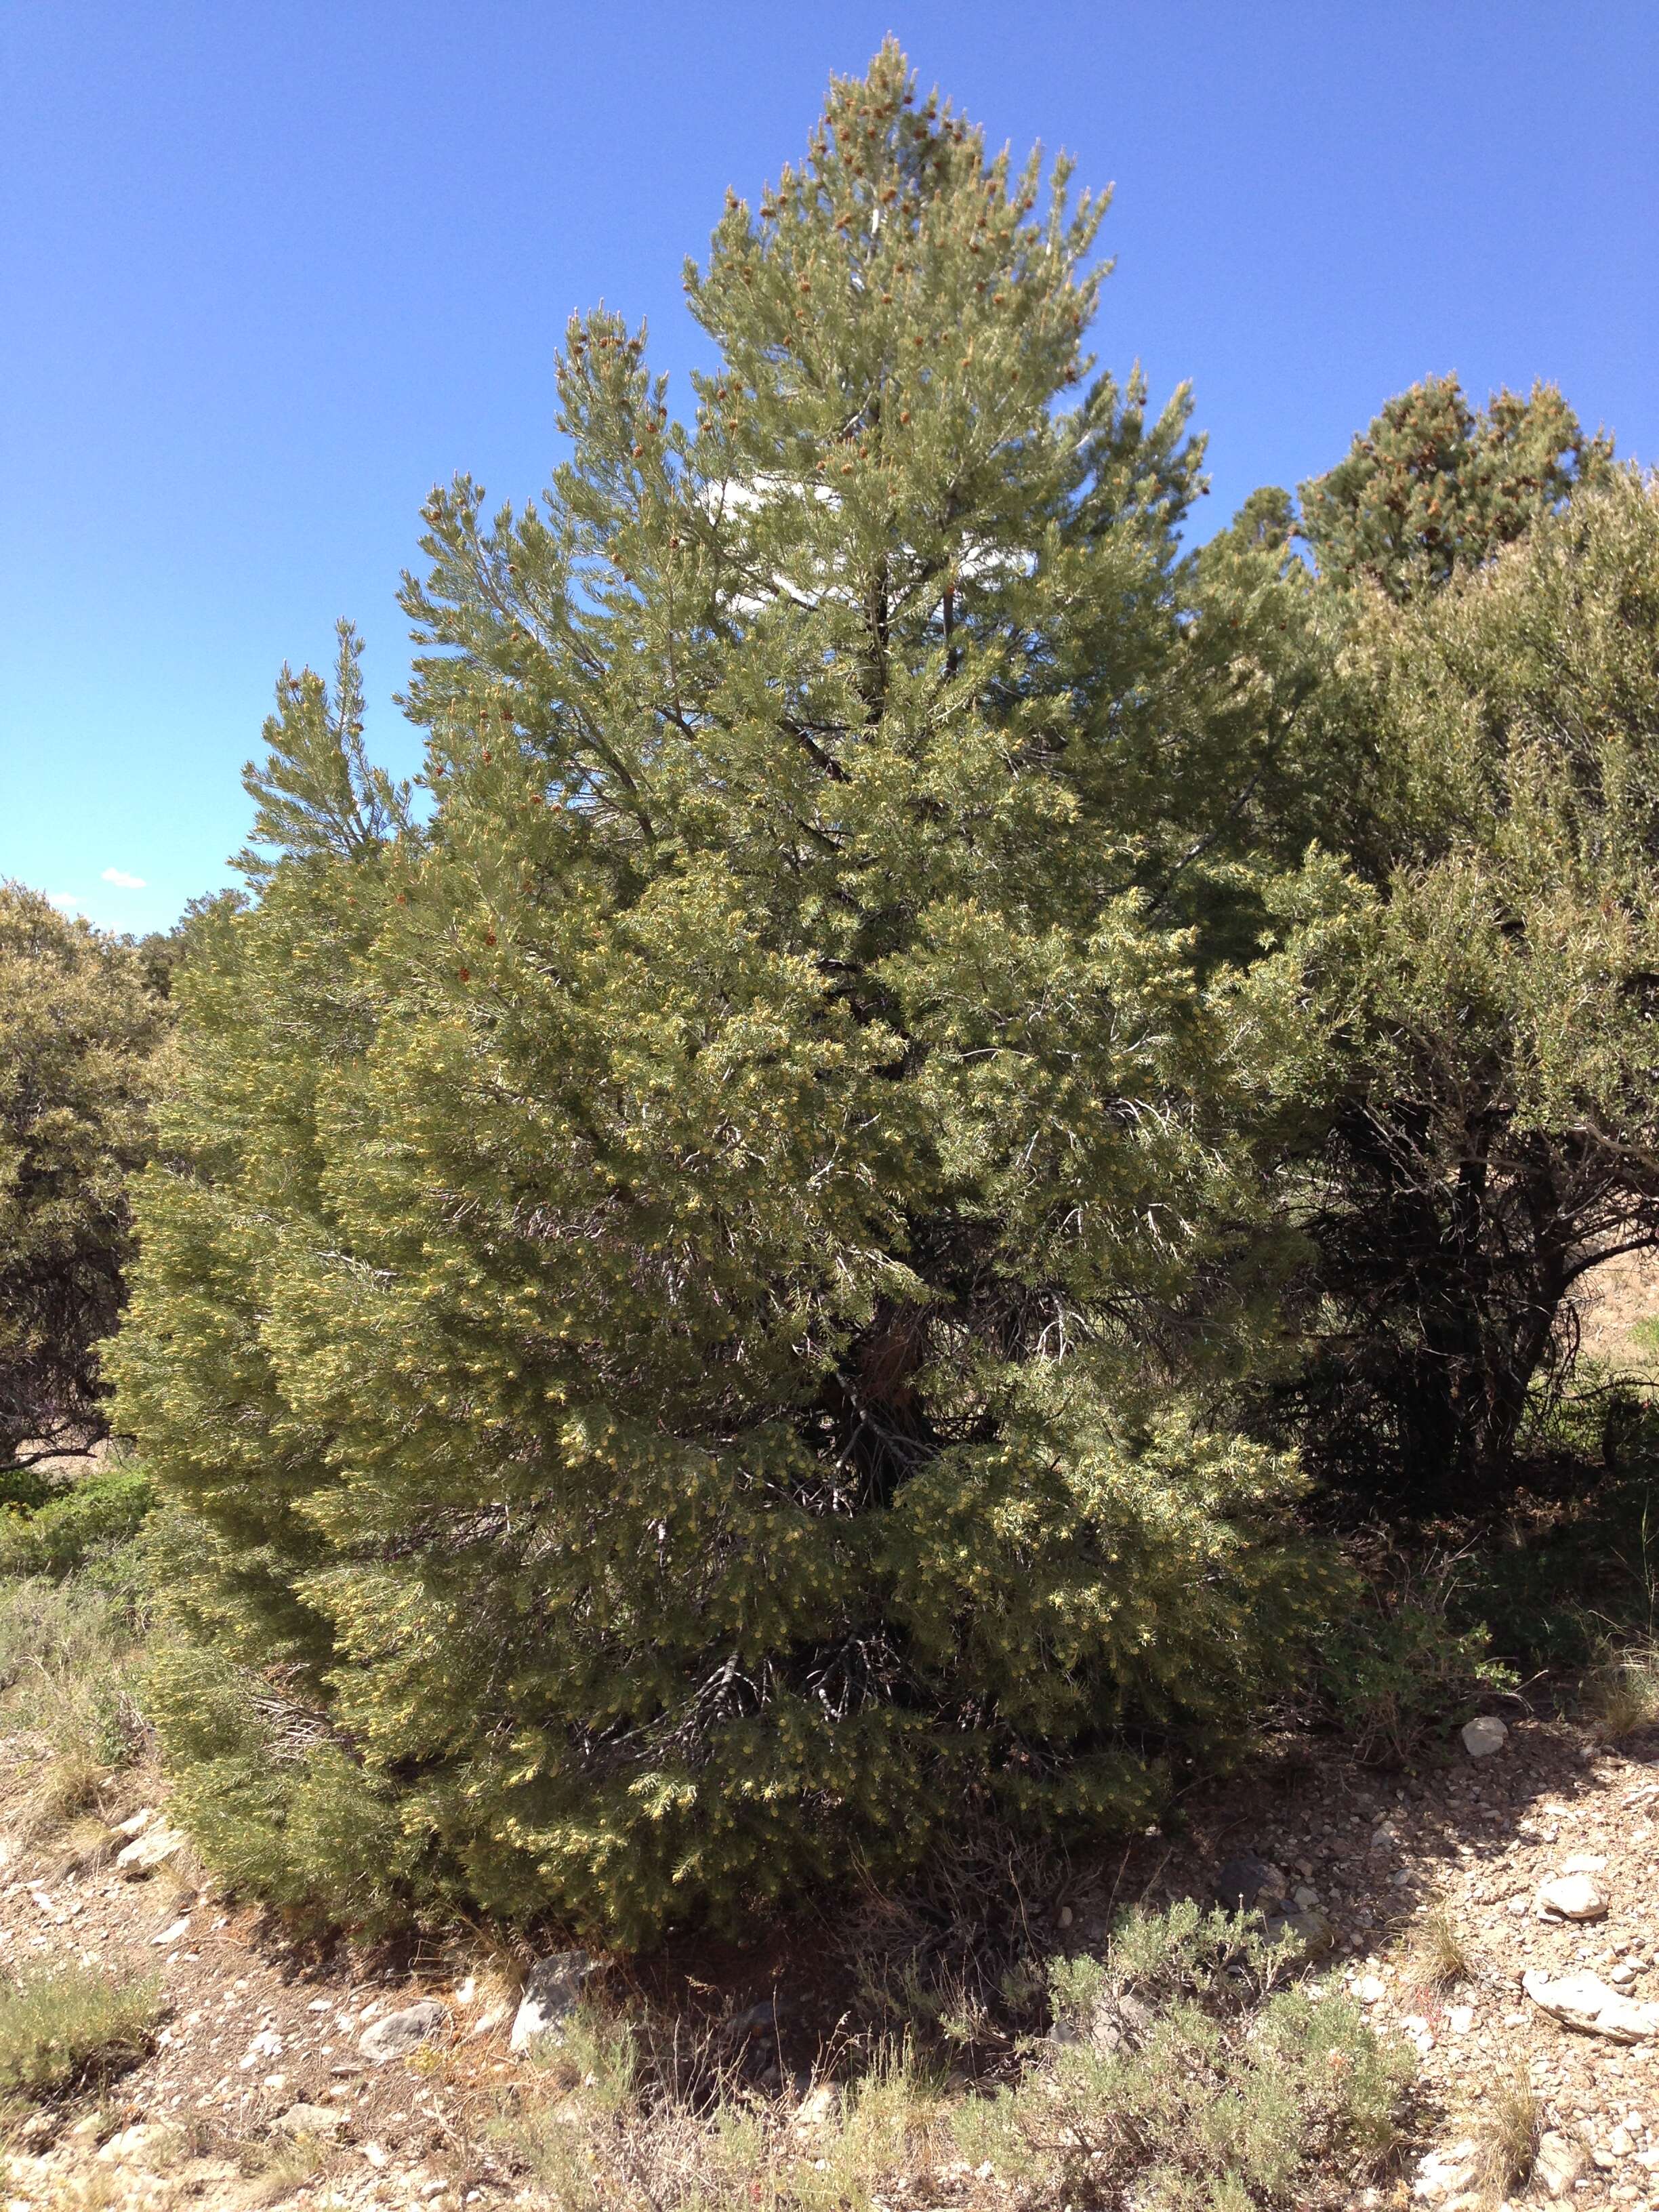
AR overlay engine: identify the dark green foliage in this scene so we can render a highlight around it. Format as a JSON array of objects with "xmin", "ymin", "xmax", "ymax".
[
  {"xmin": 0, "ymin": 885, "xmax": 169, "ymax": 1475},
  {"xmin": 112, "ymin": 46, "xmax": 1332, "ymax": 1944}
]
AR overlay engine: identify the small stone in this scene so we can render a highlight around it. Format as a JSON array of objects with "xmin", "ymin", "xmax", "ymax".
[
  {"xmin": 1462, "ymin": 1716, "xmax": 1509, "ymax": 1759},
  {"xmin": 1612, "ymin": 2126, "xmax": 1635, "ymax": 2156},
  {"xmin": 1449, "ymin": 2005, "xmax": 1474, "ymax": 2034},
  {"xmin": 1213, "ymin": 1855, "xmax": 1288, "ymax": 1913},
  {"xmin": 112, "ymin": 1807, "xmax": 156, "ymax": 1839},
  {"xmin": 278, "ymin": 2104, "xmax": 348, "ymax": 2139},
  {"xmin": 1293, "ymin": 1883, "xmax": 1320, "ymax": 1909},
  {"xmin": 510, "ymin": 1951, "xmax": 594, "ymax": 2053},
  {"xmin": 360, "ymin": 2000, "xmax": 447, "ymax": 2063},
  {"xmin": 150, "ymin": 1914, "xmax": 190, "ymax": 1946},
  {"xmin": 1612, "ymin": 1963, "xmax": 1637, "ymax": 1986},
  {"xmin": 794, "ymin": 2084, "xmax": 840, "ymax": 2131},
  {"xmin": 1057, "ymin": 1904, "xmax": 1073, "ymax": 1928},
  {"xmin": 1538, "ymin": 1875, "xmax": 1610, "ymax": 1923},
  {"xmin": 115, "ymin": 1822, "xmax": 186, "ymax": 1879},
  {"xmin": 1536, "ymin": 2129, "xmax": 1588, "ymax": 2198},
  {"xmin": 1263, "ymin": 1903, "xmax": 1336, "ymax": 1960},
  {"xmin": 1563, "ymin": 1855, "xmax": 1608, "ymax": 1875},
  {"xmin": 1357, "ymin": 1975, "xmax": 1386, "ymax": 2004}
]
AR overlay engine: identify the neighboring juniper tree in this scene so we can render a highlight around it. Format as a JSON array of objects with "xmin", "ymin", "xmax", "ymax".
[
  {"xmin": 1296, "ymin": 373, "xmax": 1613, "ymax": 598},
  {"xmin": 113, "ymin": 45, "xmax": 1325, "ymax": 1940},
  {"xmin": 1263, "ymin": 473, "xmax": 1659, "ymax": 1505},
  {"xmin": 0, "ymin": 886, "xmax": 167, "ymax": 1477}
]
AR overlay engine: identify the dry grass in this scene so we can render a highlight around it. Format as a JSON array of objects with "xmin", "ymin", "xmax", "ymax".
[
  {"xmin": 499, "ymin": 2028, "xmax": 947, "ymax": 2212},
  {"xmin": 0, "ymin": 1570, "xmax": 148, "ymax": 1851},
  {"xmin": 1406, "ymin": 1896, "xmax": 1475, "ymax": 1992},
  {"xmin": 239, "ymin": 2130, "xmax": 342, "ymax": 2207},
  {"xmin": 1584, "ymin": 1644, "xmax": 1659, "ymax": 1739},
  {"xmin": 1470, "ymin": 2065, "xmax": 1541, "ymax": 2197}
]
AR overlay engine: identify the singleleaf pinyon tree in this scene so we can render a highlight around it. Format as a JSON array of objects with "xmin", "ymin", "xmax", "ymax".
[{"xmin": 114, "ymin": 46, "xmax": 1326, "ymax": 1942}]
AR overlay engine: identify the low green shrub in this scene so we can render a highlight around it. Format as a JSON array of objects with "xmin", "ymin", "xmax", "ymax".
[
  {"xmin": 955, "ymin": 1905, "xmax": 1412, "ymax": 2211},
  {"xmin": 0, "ymin": 1962, "xmax": 160, "ymax": 2100},
  {"xmin": 0, "ymin": 1470, "xmax": 153, "ymax": 1582},
  {"xmin": 1318, "ymin": 1561, "xmax": 1513, "ymax": 1763}
]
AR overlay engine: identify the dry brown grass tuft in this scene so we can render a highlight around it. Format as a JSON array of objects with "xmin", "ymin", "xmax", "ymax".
[
  {"xmin": 1471, "ymin": 2065, "xmax": 1541, "ymax": 2197},
  {"xmin": 1584, "ymin": 1644, "xmax": 1659, "ymax": 1740},
  {"xmin": 1407, "ymin": 1896, "xmax": 1475, "ymax": 1992}
]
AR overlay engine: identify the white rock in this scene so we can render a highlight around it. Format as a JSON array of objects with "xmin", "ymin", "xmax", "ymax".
[
  {"xmin": 1412, "ymin": 2138, "xmax": 1478, "ymax": 2203},
  {"xmin": 112, "ymin": 1807, "xmax": 157, "ymax": 1840},
  {"xmin": 1536, "ymin": 2129, "xmax": 1588, "ymax": 2198},
  {"xmin": 360, "ymin": 2000, "xmax": 447, "ymax": 2063},
  {"xmin": 793, "ymin": 2084, "xmax": 840, "ymax": 2131},
  {"xmin": 95, "ymin": 2123, "xmax": 171, "ymax": 2167},
  {"xmin": 277, "ymin": 2104, "xmax": 348, "ymax": 2139},
  {"xmin": 1357, "ymin": 1975, "xmax": 1386, "ymax": 2004},
  {"xmin": 1611, "ymin": 2125, "xmax": 1634, "ymax": 2156},
  {"xmin": 115, "ymin": 1822, "xmax": 186, "ymax": 1878},
  {"xmin": 510, "ymin": 1950, "xmax": 593, "ymax": 2052},
  {"xmin": 1462, "ymin": 1715, "xmax": 1508, "ymax": 1758},
  {"xmin": 1563, "ymin": 1854, "xmax": 1607, "ymax": 1875},
  {"xmin": 150, "ymin": 1915, "xmax": 190, "ymax": 1947},
  {"xmin": 1523, "ymin": 1968, "xmax": 1659, "ymax": 2043},
  {"xmin": 1537, "ymin": 1874, "xmax": 1609, "ymax": 1922},
  {"xmin": 1448, "ymin": 2005, "xmax": 1474, "ymax": 2034}
]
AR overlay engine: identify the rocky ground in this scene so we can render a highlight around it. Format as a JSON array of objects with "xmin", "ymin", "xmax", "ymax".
[{"xmin": 9, "ymin": 1701, "xmax": 1659, "ymax": 2207}]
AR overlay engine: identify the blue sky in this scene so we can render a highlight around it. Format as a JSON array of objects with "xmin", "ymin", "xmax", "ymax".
[{"xmin": 3, "ymin": 1, "xmax": 1655, "ymax": 937}]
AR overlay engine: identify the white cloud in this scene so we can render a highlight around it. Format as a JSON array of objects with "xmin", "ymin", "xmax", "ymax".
[
  {"xmin": 47, "ymin": 892, "xmax": 80, "ymax": 911},
  {"xmin": 100, "ymin": 867, "xmax": 146, "ymax": 890}
]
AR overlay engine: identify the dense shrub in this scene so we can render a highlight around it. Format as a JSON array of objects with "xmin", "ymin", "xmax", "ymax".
[
  {"xmin": 959, "ymin": 1905, "xmax": 1412, "ymax": 2211},
  {"xmin": 111, "ymin": 47, "xmax": 1334, "ymax": 1942}
]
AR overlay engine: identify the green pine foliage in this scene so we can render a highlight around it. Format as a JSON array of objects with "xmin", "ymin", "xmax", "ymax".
[
  {"xmin": 0, "ymin": 886, "xmax": 169, "ymax": 1475},
  {"xmin": 112, "ymin": 45, "xmax": 1330, "ymax": 1942}
]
